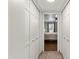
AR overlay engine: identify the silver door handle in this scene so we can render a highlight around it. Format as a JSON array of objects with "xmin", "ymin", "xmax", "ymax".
[
  {"xmin": 64, "ymin": 37, "xmax": 70, "ymax": 42},
  {"xmin": 66, "ymin": 39, "xmax": 70, "ymax": 42},
  {"xmin": 32, "ymin": 39, "xmax": 35, "ymax": 42}
]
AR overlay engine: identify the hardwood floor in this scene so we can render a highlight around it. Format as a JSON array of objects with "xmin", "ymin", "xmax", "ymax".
[
  {"xmin": 38, "ymin": 40, "xmax": 63, "ymax": 59},
  {"xmin": 38, "ymin": 51, "xmax": 63, "ymax": 59},
  {"xmin": 44, "ymin": 40, "xmax": 57, "ymax": 51}
]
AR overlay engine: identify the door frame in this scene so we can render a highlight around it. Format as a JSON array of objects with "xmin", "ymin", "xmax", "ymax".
[{"xmin": 42, "ymin": 12, "xmax": 61, "ymax": 51}]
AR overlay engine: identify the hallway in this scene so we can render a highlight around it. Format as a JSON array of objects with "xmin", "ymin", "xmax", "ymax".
[
  {"xmin": 39, "ymin": 51, "xmax": 63, "ymax": 59},
  {"xmin": 8, "ymin": 0, "xmax": 70, "ymax": 59}
]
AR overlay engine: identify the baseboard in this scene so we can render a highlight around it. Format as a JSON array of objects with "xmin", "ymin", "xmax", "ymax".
[
  {"xmin": 59, "ymin": 51, "xmax": 64, "ymax": 59},
  {"xmin": 38, "ymin": 50, "xmax": 44, "ymax": 59}
]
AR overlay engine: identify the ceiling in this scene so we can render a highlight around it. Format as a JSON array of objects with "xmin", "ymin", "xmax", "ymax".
[{"xmin": 33, "ymin": 0, "xmax": 69, "ymax": 12}]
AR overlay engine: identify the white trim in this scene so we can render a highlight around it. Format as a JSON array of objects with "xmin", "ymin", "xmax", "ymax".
[
  {"xmin": 57, "ymin": 13, "xmax": 62, "ymax": 52},
  {"xmin": 32, "ymin": 0, "xmax": 41, "ymax": 12},
  {"xmin": 61, "ymin": 0, "xmax": 70, "ymax": 13},
  {"xmin": 31, "ymin": 0, "xmax": 70, "ymax": 13}
]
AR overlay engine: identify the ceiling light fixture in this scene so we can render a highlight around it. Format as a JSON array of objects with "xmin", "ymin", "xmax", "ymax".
[{"xmin": 47, "ymin": 0, "xmax": 55, "ymax": 3}]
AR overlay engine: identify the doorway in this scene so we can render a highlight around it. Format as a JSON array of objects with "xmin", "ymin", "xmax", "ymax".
[{"xmin": 44, "ymin": 13, "xmax": 58, "ymax": 51}]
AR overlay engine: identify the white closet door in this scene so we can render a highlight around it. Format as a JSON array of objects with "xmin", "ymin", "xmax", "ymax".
[
  {"xmin": 25, "ymin": 10, "xmax": 30, "ymax": 45},
  {"xmin": 29, "ymin": 1, "xmax": 40, "ymax": 59},
  {"xmin": 30, "ymin": 14, "xmax": 36, "ymax": 41},
  {"xmin": 25, "ymin": 45, "xmax": 30, "ymax": 59},
  {"xmin": 25, "ymin": 8, "xmax": 30, "ymax": 59},
  {"xmin": 62, "ymin": 16, "xmax": 70, "ymax": 59},
  {"xmin": 62, "ymin": 3, "xmax": 70, "ymax": 59},
  {"xmin": 30, "ymin": 14, "xmax": 39, "ymax": 40},
  {"xmin": 35, "ymin": 15, "xmax": 39, "ymax": 37},
  {"xmin": 30, "ymin": 39, "xmax": 39, "ymax": 59},
  {"xmin": 30, "ymin": 14, "xmax": 40, "ymax": 59},
  {"xmin": 30, "ymin": 12, "xmax": 37, "ymax": 59},
  {"xmin": 35, "ymin": 39, "xmax": 40, "ymax": 59},
  {"xmin": 34, "ymin": 13, "xmax": 40, "ymax": 58},
  {"xmin": 65, "ymin": 13, "xmax": 70, "ymax": 59}
]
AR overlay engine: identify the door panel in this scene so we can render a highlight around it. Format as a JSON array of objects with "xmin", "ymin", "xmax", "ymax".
[
  {"xmin": 30, "ymin": 9, "xmax": 40, "ymax": 59},
  {"xmin": 62, "ymin": 3, "xmax": 70, "ymax": 59},
  {"xmin": 25, "ymin": 45, "xmax": 30, "ymax": 59},
  {"xmin": 30, "ymin": 40, "xmax": 36, "ymax": 59},
  {"xmin": 35, "ymin": 39, "xmax": 40, "ymax": 59},
  {"xmin": 25, "ymin": 10, "xmax": 30, "ymax": 44},
  {"xmin": 29, "ymin": 1, "xmax": 40, "ymax": 59}
]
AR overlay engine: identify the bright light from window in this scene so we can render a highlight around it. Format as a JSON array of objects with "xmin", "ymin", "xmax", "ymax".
[{"xmin": 47, "ymin": 0, "xmax": 55, "ymax": 3}]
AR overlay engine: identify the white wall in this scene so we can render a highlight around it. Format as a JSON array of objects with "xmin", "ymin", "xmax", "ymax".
[
  {"xmin": 9, "ymin": 0, "xmax": 41, "ymax": 59},
  {"xmin": 8, "ymin": 0, "xmax": 25, "ymax": 59},
  {"xmin": 59, "ymin": 2, "xmax": 70, "ymax": 59},
  {"xmin": 39, "ymin": 12, "xmax": 44, "ymax": 52}
]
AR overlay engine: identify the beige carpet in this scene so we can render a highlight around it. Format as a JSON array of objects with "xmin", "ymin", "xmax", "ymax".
[{"xmin": 39, "ymin": 51, "xmax": 63, "ymax": 59}]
